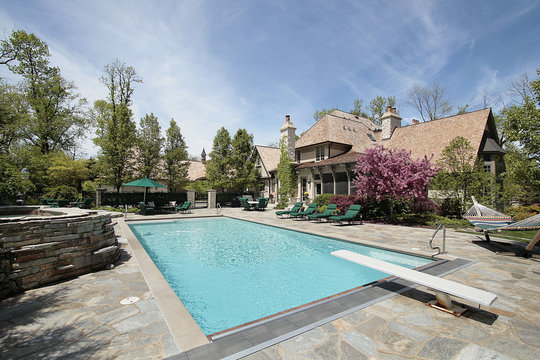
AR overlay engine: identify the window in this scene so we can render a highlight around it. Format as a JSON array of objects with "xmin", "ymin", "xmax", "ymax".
[
  {"xmin": 484, "ymin": 164, "xmax": 492, "ymax": 173},
  {"xmin": 296, "ymin": 151, "xmax": 301, "ymax": 163},
  {"xmin": 315, "ymin": 146, "xmax": 325, "ymax": 162}
]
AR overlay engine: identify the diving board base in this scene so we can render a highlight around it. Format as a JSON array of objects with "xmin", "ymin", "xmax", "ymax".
[
  {"xmin": 426, "ymin": 291, "xmax": 467, "ymax": 316},
  {"xmin": 426, "ymin": 300, "xmax": 466, "ymax": 316}
]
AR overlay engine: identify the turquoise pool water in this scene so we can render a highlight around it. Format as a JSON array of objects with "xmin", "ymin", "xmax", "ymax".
[{"xmin": 129, "ymin": 217, "xmax": 432, "ymax": 335}]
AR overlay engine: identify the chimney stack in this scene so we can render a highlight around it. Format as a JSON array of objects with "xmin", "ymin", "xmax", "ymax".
[
  {"xmin": 412, "ymin": 119, "xmax": 419, "ymax": 124},
  {"xmin": 280, "ymin": 114, "xmax": 296, "ymax": 161},
  {"xmin": 381, "ymin": 106, "xmax": 402, "ymax": 140}
]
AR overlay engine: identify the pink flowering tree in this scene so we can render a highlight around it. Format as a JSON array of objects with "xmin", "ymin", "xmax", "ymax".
[{"xmin": 352, "ymin": 145, "xmax": 439, "ymax": 218}]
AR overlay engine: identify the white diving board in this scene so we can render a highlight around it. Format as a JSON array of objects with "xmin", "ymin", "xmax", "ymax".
[{"xmin": 331, "ymin": 250, "xmax": 497, "ymax": 310}]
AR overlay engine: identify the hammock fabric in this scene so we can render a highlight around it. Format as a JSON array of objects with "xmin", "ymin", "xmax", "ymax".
[
  {"xmin": 464, "ymin": 196, "xmax": 540, "ymax": 231},
  {"xmin": 463, "ymin": 196, "xmax": 513, "ymax": 230}
]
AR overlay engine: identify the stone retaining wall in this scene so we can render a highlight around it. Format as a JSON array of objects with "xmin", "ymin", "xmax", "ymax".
[{"xmin": 0, "ymin": 212, "xmax": 119, "ymax": 299}]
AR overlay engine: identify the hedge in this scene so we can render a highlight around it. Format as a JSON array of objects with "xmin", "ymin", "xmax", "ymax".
[{"xmin": 101, "ymin": 192, "xmax": 187, "ymax": 207}]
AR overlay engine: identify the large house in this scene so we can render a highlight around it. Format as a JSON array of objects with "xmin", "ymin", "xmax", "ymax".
[{"xmin": 254, "ymin": 107, "xmax": 504, "ymax": 203}]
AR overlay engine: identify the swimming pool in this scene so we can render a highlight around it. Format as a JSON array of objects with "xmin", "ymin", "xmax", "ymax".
[{"xmin": 128, "ymin": 217, "xmax": 432, "ymax": 335}]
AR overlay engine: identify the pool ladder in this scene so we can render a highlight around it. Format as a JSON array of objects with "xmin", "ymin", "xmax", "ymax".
[
  {"xmin": 429, "ymin": 224, "xmax": 446, "ymax": 256},
  {"xmin": 216, "ymin": 202, "xmax": 222, "ymax": 215}
]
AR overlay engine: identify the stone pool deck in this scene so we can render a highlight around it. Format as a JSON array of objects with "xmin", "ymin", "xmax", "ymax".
[{"xmin": 1, "ymin": 207, "xmax": 539, "ymax": 359}]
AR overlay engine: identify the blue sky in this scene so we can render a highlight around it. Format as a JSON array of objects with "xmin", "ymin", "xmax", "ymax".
[{"xmin": 1, "ymin": 0, "xmax": 539, "ymax": 158}]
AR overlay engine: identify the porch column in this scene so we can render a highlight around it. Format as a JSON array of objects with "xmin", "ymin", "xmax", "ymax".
[{"xmin": 345, "ymin": 165, "xmax": 351, "ymax": 195}]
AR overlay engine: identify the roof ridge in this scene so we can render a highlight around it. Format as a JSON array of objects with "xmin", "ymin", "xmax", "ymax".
[{"xmin": 414, "ymin": 108, "xmax": 491, "ymax": 124}]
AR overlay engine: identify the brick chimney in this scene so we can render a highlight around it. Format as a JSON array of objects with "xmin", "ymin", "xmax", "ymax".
[
  {"xmin": 381, "ymin": 106, "xmax": 402, "ymax": 140},
  {"xmin": 201, "ymin": 148, "xmax": 206, "ymax": 164},
  {"xmin": 280, "ymin": 114, "xmax": 296, "ymax": 160}
]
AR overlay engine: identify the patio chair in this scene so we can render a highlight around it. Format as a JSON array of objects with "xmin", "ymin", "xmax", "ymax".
[
  {"xmin": 175, "ymin": 201, "xmax": 191, "ymax": 213},
  {"xmin": 290, "ymin": 203, "xmax": 318, "ymax": 219},
  {"xmin": 139, "ymin": 201, "xmax": 155, "ymax": 215},
  {"xmin": 276, "ymin": 202, "xmax": 303, "ymax": 218},
  {"xmin": 41, "ymin": 198, "xmax": 57, "ymax": 207},
  {"xmin": 307, "ymin": 204, "xmax": 338, "ymax": 222},
  {"xmin": 329, "ymin": 204, "xmax": 362, "ymax": 225},
  {"xmin": 78, "ymin": 198, "xmax": 93, "ymax": 209},
  {"xmin": 254, "ymin": 197, "xmax": 269, "ymax": 211},
  {"xmin": 239, "ymin": 197, "xmax": 254, "ymax": 211},
  {"xmin": 57, "ymin": 199, "xmax": 70, "ymax": 207}
]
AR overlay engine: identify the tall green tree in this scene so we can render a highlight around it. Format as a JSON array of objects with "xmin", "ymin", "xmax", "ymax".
[
  {"xmin": 135, "ymin": 113, "xmax": 163, "ymax": 178},
  {"xmin": 93, "ymin": 60, "xmax": 141, "ymax": 192},
  {"xmin": 206, "ymin": 127, "xmax": 232, "ymax": 192},
  {"xmin": 230, "ymin": 129, "xmax": 257, "ymax": 192},
  {"xmin": 368, "ymin": 96, "xmax": 396, "ymax": 125},
  {"xmin": 2, "ymin": 30, "xmax": 88, "ymax": 154},
  {"xmin": 164, "ymin": 119, "xmax": 189, "ymax": 192},
  {"xmin": 498, "ymin": 68, "xmax": 540, "ymax": 204},
  {"xmin": 430, "ymin": 136, "xmax": 496, "ymax": 212},
  {"xmin": 500, "ymin": 68, "xmax": 540, "ymax": 164},
  {"xmin": 277, "ymin": 137, "xmax": 297, "ymax": 207}
]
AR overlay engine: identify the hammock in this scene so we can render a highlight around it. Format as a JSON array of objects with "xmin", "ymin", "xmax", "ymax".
[
  {"xmin": 464, "ymin": 197, "xmax": 540, "ymax": 250},
  {"xmin": 463, "ymin": 196, "xmax": 513, "ymax": 230},
  {"xmin": 464, "ymin": 196, "xmax": 540, "ymax": 231}
]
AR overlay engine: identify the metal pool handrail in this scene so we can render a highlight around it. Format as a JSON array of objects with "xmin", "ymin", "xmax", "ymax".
[{"xmin": 430, "ymin": 224, "xmax": 446, "ymax": 255}]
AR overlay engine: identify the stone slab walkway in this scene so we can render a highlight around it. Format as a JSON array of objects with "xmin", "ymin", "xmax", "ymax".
[{"xmin": 1, "ymin": 207, "xmax": 539, "ymax": 359}]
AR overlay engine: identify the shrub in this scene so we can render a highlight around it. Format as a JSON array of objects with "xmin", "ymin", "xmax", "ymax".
[
  {"xmin": 506, "ymin": 204, "xmax": 540, "ymax": 221},
  {"xmin": 330, "ymin": 194, "xmax": 361, "ymax": 213},
  {"xmin": 313, "ymin": 194, "xmax": 333, "ymax": 208},
  {"xmin": 43, "ymin": 185, "xmax": 78, "ymax": 201}
]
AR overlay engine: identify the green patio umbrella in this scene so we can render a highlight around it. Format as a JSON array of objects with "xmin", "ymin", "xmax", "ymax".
[{"xmin": 122, "ymin": 177, "xmax": 166, "ymax": 203}]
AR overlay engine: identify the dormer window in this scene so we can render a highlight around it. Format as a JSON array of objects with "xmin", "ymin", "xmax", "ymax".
[{"xmin": 315, "ymin": 146, "xmax": 325, "ymax": 162}]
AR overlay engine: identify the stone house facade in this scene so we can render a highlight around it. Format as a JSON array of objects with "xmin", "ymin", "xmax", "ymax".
[{"xmin": 254, "ymin": 108, "xmax": 504, "ymax": 203}]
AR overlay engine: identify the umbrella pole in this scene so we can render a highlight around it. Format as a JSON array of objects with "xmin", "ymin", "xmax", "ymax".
[{"xmin": 144, "ymin": 187, "xmax": 147, "ymax": 203}]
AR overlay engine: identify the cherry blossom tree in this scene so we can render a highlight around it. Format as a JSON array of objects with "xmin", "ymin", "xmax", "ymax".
[{"xmin": 353, "ymin": 145, "xmax": 439, "ymax": 218}]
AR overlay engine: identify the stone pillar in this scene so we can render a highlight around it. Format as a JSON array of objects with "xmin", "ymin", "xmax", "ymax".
[
  {"xmin": 186, "ymin": 189, "xmax": 195, "ymax": 206},
  {"xmin": 96, "ymin": 188, "xmax": 107, "ymax": 207},
  {"xmin": 207, "ymin": 189, "xmax": 217, "ymax": 208}
]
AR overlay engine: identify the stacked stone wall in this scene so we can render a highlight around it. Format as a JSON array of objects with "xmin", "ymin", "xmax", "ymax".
[{"xmin": 0, "ymin": 213, "xmax": 119, "ymax": 299}]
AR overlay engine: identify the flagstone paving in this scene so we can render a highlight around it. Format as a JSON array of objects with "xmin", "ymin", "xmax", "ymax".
[{"xmin": 1, "ymin": 207, "xmax": 540, "ymax": 359}]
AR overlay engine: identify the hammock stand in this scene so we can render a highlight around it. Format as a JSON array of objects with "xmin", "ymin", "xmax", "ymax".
[{"xmin": 463, "ymin": 196, "xmax": 540, "ymax": 251}]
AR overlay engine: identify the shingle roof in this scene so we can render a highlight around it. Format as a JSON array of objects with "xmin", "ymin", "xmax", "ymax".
[
  {"xmin": 255, "ymin": 145, "xmax": 281, "ymax": 175},
  {"xmin": 383, "ymin": 108, "xmax": 493, "ymax": 163},
  {"xmin": 186, "ymin": 161, "xmax": 206, "ymax": 181},
  {"xmin": 296, "ymin": 110, "xmax": 378, "ymax": 152}
]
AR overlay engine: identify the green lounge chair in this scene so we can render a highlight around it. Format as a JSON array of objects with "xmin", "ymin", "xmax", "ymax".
[
  {"xmin": 175, "ymin": 201, "xmax": 191, "ymax": 213},
  {"xmin": 57, "ymin": 199, "xmax": 70, "ymax": 207},
  {"xmin": 329, "ymin": 204, "xmax": 362, "ymax": 225},
  {"xmin": 78, "ymin": 198, "xmax": 93, "ymax": 209},
  {"xmin": 307, "ymin": 204, "xmax": 338, "ymax": 221},
  {"xmin": 276, "ymin": 202, "xmax": 303, "ymax": 218},
  {"xmin": 139, "ymin": 201, "xmax": 155, "ymax": 215},
  {"xmin": 290, "ymin": 203, "xmax": 318, "ymax": 219},
  {"xmin": 41, "ymin": 198, "xmax": 57, "ymax": 207},
  {"xmin": 254, "ymin": 197, "xmax": 269, "ymax": 211}
]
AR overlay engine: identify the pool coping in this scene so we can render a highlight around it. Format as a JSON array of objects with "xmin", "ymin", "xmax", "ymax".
[{"xmin": 118, "ymin": 214, "xmax": 470, "ymax": 357}]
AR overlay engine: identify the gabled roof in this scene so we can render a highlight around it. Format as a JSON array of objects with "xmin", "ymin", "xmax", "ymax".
[
  {"xmin": 255, "ymin": 145, "xmax": 280, "ymax": 175},
  {"xmin": 186, "ymin": 161, "xmax": 206, "ymax": 181},
  {"xmin": 383, "ymin": 108, "xmax": 494, "ymax": 163},
  {"xmin": 296, "ymin": 110, "xmax": 378, "ymax": 152}
]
